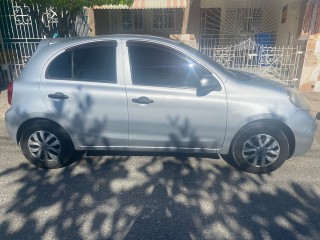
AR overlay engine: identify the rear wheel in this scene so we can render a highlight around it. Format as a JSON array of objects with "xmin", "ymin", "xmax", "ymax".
[
  {"xmin": 226, "ymin": 123, "xmax": 290, "ymax": 174},
  {"xmin": 20, "ymin": 121, "xmax": 77, "ymax": 169}
]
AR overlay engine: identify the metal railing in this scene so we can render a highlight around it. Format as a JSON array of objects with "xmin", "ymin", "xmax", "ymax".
[
  {"xmin": 200, "ymin": 37, "xmax": 304, "ymax": 86},
  {"xmin": 0, "ymin": 0, "xmax": 90, "ymax": 90}
]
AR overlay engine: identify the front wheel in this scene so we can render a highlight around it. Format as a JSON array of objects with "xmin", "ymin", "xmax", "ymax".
[
  {"xmin": 228, "ymin": 123, "xmax": 290, "ymax": 174},
  {"xmin": 20, "ymin": 121, "xmax": 77, "ymax": 169}
]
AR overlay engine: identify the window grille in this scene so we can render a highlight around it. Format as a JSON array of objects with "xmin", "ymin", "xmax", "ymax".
[
  {"xmin": 114, "ymin": 9, "xmax": 143, "ymax": 32},
  {"xmin": 152, "ymin": 9, "xmax": 175, "ymax": 31}
]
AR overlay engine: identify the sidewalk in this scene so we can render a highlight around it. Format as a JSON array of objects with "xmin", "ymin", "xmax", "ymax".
[
  {"xmin": 0, "ymin": 90, "xmax": 9, "ymax": 119},
  {"xmin": 303, "ymin": 92, "xmax": 320, "ymax": 115}
]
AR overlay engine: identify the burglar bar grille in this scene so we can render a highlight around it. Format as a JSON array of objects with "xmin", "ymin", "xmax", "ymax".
[{"xmin": 200, "ymin": 38, "xmax": 303, "ymax": 86}]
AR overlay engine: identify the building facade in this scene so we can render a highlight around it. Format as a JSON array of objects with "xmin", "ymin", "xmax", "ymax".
[{"xmin": 1, "ymin": 0, "xmax": 320, "ymax": 91}]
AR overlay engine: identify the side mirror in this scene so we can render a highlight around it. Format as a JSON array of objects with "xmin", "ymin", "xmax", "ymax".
[{"xmin": 197, "ymin": 75, "xmax": 221, "ymax": 96}]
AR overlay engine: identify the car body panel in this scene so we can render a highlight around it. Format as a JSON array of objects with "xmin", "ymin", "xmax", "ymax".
[
  {"xmin": 39, "ymin": 80, "xmax": 128, "ymax": 148},
  {"xmin": 121, "ymin": 39, "xmax": 228, "ymax": 151},
  {"xmin": 38, "ymin": 40, "xmax": 128, "ymax": 148},
  {"xmin": 125, "ymin": 85, "xmax": 227, "ymax": 150}
]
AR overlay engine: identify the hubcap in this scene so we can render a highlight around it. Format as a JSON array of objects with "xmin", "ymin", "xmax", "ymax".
[
  {"xmin": 28, "ymin": 131, "xmax": 61, "ymax": 161},
  {"xmin": 242, "ymin": 134, "xmax": 280, "ymax": 167}
]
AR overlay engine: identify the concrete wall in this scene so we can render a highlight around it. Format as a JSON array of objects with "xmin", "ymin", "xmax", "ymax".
[
  {"xmin": 94, "ymin": 10, "xmax": 111, "ymax": 35},
  {"xmin": 272, "ymin": 0, "xmax": 301, "ymax": 46},
  {"xmin": 185, "ymin": 0, "xmax": 201, "ymax": 47},
  {"xmin": 299, "ymin": 34, "xmax": 320, "ymax": 92}
]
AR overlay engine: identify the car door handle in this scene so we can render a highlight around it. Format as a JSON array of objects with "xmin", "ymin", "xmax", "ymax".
[
  {"xmin": 48, "ymin": 92, "xmax": 69, "ymax": 100},
  {"xmin": 132, "ymin": 96, "xmax": 154, "ymax": 104}
]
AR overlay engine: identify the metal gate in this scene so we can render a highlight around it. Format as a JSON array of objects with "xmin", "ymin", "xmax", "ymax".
[
  {"xmin": 0, "ymin": 0, "xmax": 90, "ymax": 90},
  {"xmin": 199, "ymin": 1, "xmax": 307, "ymax": 86},
  {"xmin": 200, "ymin": 38, "xmax": 303, "ymax": 86}
]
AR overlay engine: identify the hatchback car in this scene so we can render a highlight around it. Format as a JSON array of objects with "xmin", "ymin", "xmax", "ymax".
[{"xmin": 5, "ymin": 35, "xmax": 318, "ymax": 173}]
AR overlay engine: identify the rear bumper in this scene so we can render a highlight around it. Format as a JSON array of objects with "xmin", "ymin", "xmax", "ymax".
[
  {"xmin": 5, "ymin": 108, "xmax": 24, "ymax": 145},
  {"xmin": 289, "ymin": 110, "xmax": 318, "ymax": 157}
]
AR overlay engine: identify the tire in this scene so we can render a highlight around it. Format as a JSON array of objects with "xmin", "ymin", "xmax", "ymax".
[
  {"xmin": 220, "ymin": 153, "xmax": 238, "ymax": 169},
  {"xmin": 228, "ymin": 123, "xmax": 289, "ymax": 174},
  {"xmin": 20, "ymin": 120, "xmax": 76, "ymax": 169}
]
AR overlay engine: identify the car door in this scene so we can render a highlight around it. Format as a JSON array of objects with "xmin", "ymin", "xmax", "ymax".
[
  {"xmin": 40, "ymin": 40, "xmax": 128, "ymax": 148},
  {"xmin": 123, "ymin": 41, "xmax": 227, "ymax": 151}
]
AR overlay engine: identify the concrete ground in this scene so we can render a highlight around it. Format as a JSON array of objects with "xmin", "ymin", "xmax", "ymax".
[
  {"xmin": 304, "ymin": 92, "xmax": 320, "ymax": 115},
  {"xmin": 0, "ymin": 91, "xmax": 319, "ymax": 240},
  {"xmin": 0, "ymin": 90, "xmax": 9, "ymax": 118}
]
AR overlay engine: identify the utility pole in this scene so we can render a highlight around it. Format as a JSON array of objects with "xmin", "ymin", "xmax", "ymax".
[{"xmin": 182, "ymin": 0, "xmax": 191, "ymax": 34}]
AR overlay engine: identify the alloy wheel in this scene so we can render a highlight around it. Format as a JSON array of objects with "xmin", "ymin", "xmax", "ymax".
[
  {"xmin": 242, "ymin": 134, "xmax": 280, "ymax": 167},
  {"xmin": 28, "ymin": 131, "xmax": 61, "ymax": 161}
]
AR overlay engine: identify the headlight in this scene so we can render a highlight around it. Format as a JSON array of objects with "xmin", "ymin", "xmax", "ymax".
[{"xmin": 287, "ymin": 89, "xmax": 310, "ymax": 111}]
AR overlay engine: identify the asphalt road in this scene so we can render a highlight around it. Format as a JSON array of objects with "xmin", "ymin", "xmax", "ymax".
[{"xmin": 0, "ymin": 116, "xmax": 320, "ymax": 240}]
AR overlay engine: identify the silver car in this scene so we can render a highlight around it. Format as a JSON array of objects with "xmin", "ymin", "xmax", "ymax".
[{"xmin": 5, "ymin": 35, "xmax": 318, "ymax": 173}]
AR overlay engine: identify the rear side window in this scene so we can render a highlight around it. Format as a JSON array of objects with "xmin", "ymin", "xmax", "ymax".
[
  {"xmin": 73, "ymin": 45, "xmax": 116, "ymax": 82},
  {"xmin": 46, "ymin": 42, "xmax": 116, "ymax": 83},
  {"xmin": 46, "ymin": 51, "xmax": 72, "ymax": 79}
]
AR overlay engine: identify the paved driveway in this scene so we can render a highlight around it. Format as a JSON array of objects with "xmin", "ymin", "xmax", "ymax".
[{"xmin": 0, "ymin": 93, "xmax": 319, "ymax": 240}]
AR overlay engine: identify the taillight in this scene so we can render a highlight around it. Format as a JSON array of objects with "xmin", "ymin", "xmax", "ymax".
[{"xmin": 7, "ymin": 81, "xmax": 13, "ymax": 105}]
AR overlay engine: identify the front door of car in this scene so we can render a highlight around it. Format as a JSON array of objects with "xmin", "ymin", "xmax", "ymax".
[
  {"xmin": 124, "ymin": 41, "xmax": 227, "ymax": 151},
  {"xmin": 40, "ymin": 41, "xmax": 128, "ymax": 148}
]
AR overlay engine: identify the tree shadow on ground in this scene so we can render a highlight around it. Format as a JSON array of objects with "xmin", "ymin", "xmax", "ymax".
[{"xmin": 0, "ymin": 154, "xmax": 320, "ymax": 240}]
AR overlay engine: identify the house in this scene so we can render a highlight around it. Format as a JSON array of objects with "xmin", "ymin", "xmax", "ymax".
[
  {"xmin": 1, "ymin": 0, "xmax": 320, "ymax": 91},
  {"xmin": 86, "ymin": 0, "xmax": 314, "ymax": 87},
  {"xmin": 86, "ymin": 0, "xmax": 200, "ymax": 48}
]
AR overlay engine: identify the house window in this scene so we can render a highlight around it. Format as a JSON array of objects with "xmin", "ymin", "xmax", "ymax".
[
  {"xmin": 115, "ymin": 9, "xmax": 143, "ymax": 32},
  {"xmin": 153, "ymin": 9, "xmax": 175, "ymax": 31}
]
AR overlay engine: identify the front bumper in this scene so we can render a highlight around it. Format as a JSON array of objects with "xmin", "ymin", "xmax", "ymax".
[{"xmin": 288, "ymin": 110, "xmax": 318, "ymax": 157}]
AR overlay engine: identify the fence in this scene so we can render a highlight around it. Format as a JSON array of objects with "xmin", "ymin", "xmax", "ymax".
[
  {"xmin": 200, "ymin": 38, "xmax": 304, "ymax": 86},
  {"xmin": 0, "ymin": 0, "xmax": 90, "ymax": 90}
]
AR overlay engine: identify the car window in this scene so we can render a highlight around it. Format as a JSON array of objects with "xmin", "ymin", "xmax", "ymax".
[
  {"xmin": 128, "ymin": 42, "xmax": 211, "ymax": 88},
  {"xmin": 73, "ymin": 45, "xmax": 116, "ymax": 83},
  {"xmin": 46, "ymin": 42, "xmax": 116, "ymax": 83},
  {"xmin": 46, "ymin": 51, "xmax": 72, "ymax": 79}
]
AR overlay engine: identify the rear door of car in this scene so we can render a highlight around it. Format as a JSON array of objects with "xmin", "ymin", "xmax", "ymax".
[{"xmin": 40, "ymin": 40, "xmax": 128, "ymax": 149}]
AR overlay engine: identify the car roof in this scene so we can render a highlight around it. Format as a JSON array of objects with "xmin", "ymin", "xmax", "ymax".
[
  {"xmin": 22, "ymin": 34, "xmax": 232, "ymax": 83},
  {"xmin": 47, "ymin": 34, "xmax": 180, "ymax": 45}
]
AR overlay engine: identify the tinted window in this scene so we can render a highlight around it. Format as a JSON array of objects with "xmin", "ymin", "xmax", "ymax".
[
  {"xmin": 128, "ymin": 42, "xmax": 210, "ymax": 88},
  {"xmin": 46, "ymin": 51, "xmax": 72, "ymax": 79},
  {"xmin": 73, "ymin": 45, "xmax": 116, "ymax": 83},
  {"xmin": 46, "ymin": 42, "xmax": 116, "ymax": 83}
]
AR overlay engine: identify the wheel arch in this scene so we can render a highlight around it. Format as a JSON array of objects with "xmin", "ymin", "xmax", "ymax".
[
  {"xmin": 230, "ymin": 119, "xmax": 295, "ymax": 159},
  {"xmin": 16, "ymin": 118, "xmax": 73, "ymax": 146}
]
